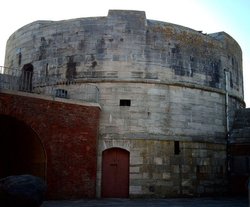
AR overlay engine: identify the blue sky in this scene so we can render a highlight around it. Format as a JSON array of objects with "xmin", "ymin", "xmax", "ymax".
[
  {"xmin": 0, "ymin": 0, "xmax": 249, "ymax": 106},
  {"xmin": 197, "ymin": 0, "xmax": 250, "ymax": 105}
]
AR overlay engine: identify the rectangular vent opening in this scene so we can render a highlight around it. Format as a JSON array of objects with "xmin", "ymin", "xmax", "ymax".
[{"xmin": 120, "ymin": 99, "xmax": 131, "ymax": 106}]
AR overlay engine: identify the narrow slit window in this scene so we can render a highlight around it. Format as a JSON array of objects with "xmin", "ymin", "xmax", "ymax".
[
  {"xmin": 120, "ymin": 99, "xmax": 131, "ymax": 106},
  {"xmin": 174, "ymin": 141, "xmax": 180, "ymax": 155}
]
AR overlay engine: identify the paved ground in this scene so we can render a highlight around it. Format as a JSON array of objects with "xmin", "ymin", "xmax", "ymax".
[{"xmin": 42, "ymin": 197, "xmax": 248, "ymax": 207}]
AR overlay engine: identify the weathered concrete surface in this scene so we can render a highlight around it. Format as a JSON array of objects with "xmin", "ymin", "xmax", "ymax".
[
  {"xmin": 4, "ymin": 10, "xmax": 243, "ymax": 99},
  {"xmin": 3, "ymin": 10, "xmax": 245, "ymax": 197},
  {"xmin": 97, "ymin": 139, "xmax": 227, "ymax": 197}
]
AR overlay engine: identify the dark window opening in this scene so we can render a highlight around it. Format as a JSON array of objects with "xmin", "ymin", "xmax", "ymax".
[
  {"xmin": 19, "ymin": 63, "xmax": 33, "ymax": 92},
  {"xmin": 174, "ymin": 141, "xmax": 180, "ymax": 155},
  {"xmin": 149, "ymin": 186, "xmax": 155, "ymax": 192},
  {"xmin": 120, "ymin": 99, "xmax": 131, "ymax": 106},
  {"xmin": 196, "ymin": 165, "xmax": 200, "ymax": 173},
  {"xmin": 18, "ymin": 52, "xmax": 22, "ymax": 66}
]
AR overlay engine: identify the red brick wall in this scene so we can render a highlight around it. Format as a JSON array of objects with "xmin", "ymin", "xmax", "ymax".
[{"xmin": 0, "ymin": 92, "xmax": 100, "ymax": 199}]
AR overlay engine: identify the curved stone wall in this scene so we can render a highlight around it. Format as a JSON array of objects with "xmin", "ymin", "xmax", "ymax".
[
  {"xmin": 4, "ymin": 10, "xmax": 245, "ymax": 197},
  {"xmin": 97, "ymin": 82, "xmax": 226, "ymax": 141},
  {"xmin": 5, "ymin": 10, "xmax": 243, "ymax": 99}
]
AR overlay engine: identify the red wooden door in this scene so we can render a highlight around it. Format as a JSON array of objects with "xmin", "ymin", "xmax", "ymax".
[{"xmin": 101, "ymin": 148, "xmax": 129, "ymax": 198}]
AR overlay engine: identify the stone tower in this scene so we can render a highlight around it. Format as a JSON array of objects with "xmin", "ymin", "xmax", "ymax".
[{"xmin": 4, "ymin": 10, "xmax": 244, "ymax": 197}]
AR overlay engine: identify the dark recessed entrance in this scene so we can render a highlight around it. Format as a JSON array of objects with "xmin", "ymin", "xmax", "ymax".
[
  {"xmin": 20, "ymin": 63, "xmax": 34, "ymax": 92},
  {"xmin": 0, "ymin": 115, "xmax": 46, "ymax": 180},
  {"xmin": 101, "ymin": 148, "xmax": 129, "ymax": 198}
]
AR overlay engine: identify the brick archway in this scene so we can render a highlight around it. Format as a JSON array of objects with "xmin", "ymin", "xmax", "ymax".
[
  {"xmin": 0, "ymin": 115, "xmax": 46, "ymax": 179},
  {"xmin": 101, "ymin": 148, "xmax": 130, "ymax": 198},
  {"xmin": 0, "ymin": 91, "xmax": 101, "ymax": 199}
]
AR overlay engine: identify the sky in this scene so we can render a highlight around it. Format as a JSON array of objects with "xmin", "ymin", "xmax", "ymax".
[{"xmin": 0, "ymin": 0, "xmax": 249, "ymax": 106}]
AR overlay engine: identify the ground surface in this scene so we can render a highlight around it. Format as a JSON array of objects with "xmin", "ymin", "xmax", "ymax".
[{"xmin": 42, "ymin": 197, "xmax": 248, "ymax": 207}]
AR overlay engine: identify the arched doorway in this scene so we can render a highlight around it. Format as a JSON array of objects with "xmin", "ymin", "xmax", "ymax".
[
  {"xmin": 0, "ymin": 115, "xmax": 46, "ymax": 180},
  {"xmin": 20, "ymin": 63, "xmax": 33, "ymax": 92},
  {"xmin": 101, "ymin": 148, "xmax": 129, "ymax": 198}
]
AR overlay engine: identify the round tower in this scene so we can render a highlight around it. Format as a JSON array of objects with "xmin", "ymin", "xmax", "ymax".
[{"xmin": 4, "ymin": 10, "xmax": 244, "ymax": 197}]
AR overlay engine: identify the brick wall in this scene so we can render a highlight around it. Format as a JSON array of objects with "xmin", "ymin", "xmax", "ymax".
[{"xmin": 0, "ymin": 91, "xmax": 101, "ymax": 199}]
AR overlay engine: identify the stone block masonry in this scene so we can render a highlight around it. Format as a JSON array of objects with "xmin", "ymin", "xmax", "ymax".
[
  {"xmin": 3, "ymin": 9, "xmax": 245, "ymax": 198},
  {"xmin": 98, "ymin": 139, "xmax": 227, "ymax": 197}
]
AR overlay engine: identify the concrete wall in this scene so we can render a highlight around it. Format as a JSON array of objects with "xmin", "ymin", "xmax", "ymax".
[
  {"xmin": 98, "ymin": 82, "xmax": 226, "ymax": 141},
  {"xmin": 3, "ymin": 10, "xmax": 245, "ymax": 197},
  {"xmin": 5, "ymin": 10, "xmax": 243, "ymax": 100},
  {"xmin": 96, "ymin": 82, "xmax": 228, "ymax": 196}
]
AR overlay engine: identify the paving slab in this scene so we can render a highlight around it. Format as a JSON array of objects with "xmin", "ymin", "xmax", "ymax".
[{"xmin": 42, "ymin": 197, "xmax": 248, "ymax": 207}]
